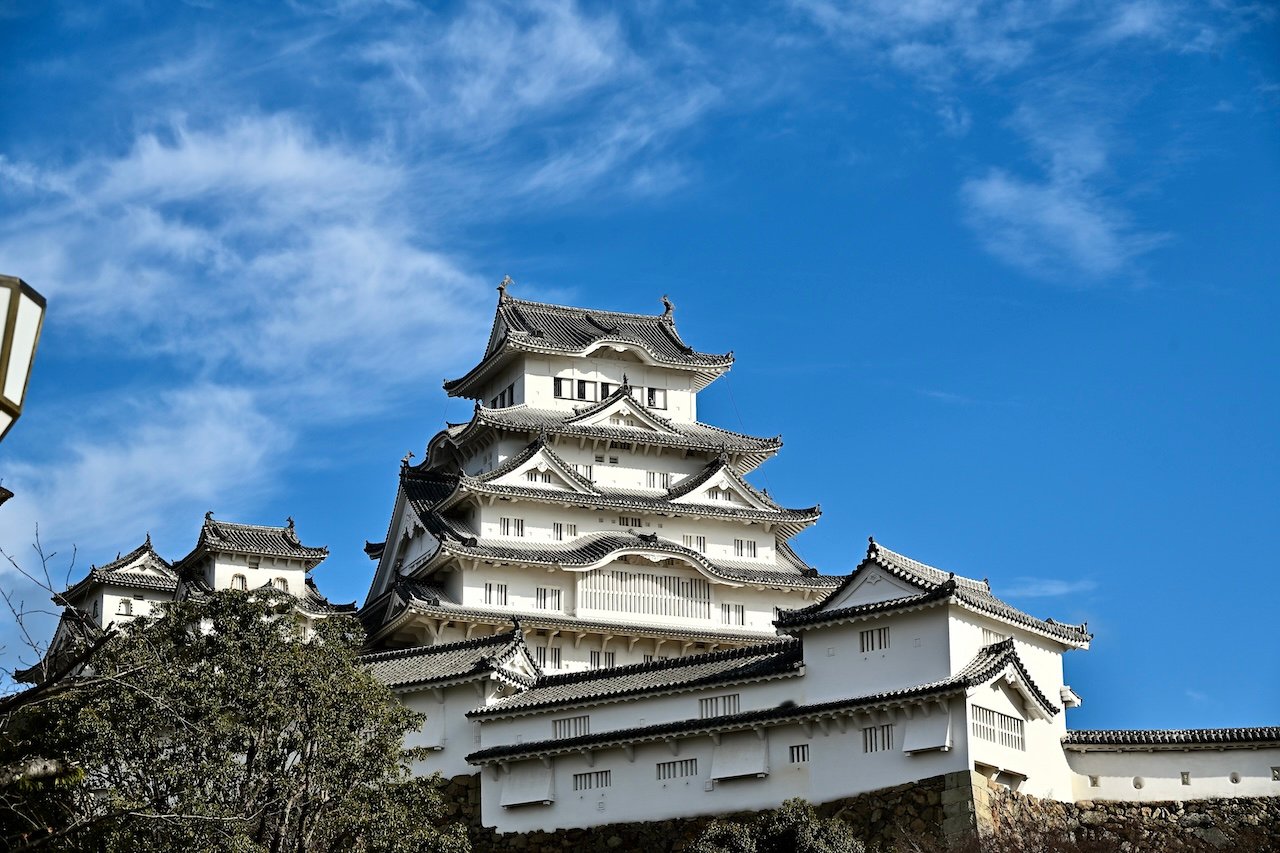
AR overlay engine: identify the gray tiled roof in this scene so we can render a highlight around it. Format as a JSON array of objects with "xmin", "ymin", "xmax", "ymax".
[
  {"xmin": 467, "ymin": 639, "xmax": 1056, "ymax": 763},
  {"xmin": 436, "ymin": 404, "xmax": 781, "ymax": 463},
  {"xmin": 299, "ymin": 577, "xmax": 357, "ymax": 615},
  {"xmin": 361, "ymin": 629, "xmax": 534, "ymax": 690},
  {"xmin": 59, "ymin": 536, "xmax": 178, "ymax": 602},
  {"xmin": 778, "ymin": 539, "xmax": 1091, "ymax": 647},
  {"xmin": 177, "ymin": 513, "xmax": 328, "ymax": 569},
  {"xmin": 444, "ymin": 295, "xmax": 733, "ymax": 396},
  {"xmin": 471, "ymin": 641, "xmax": 801, "ymax": 718},
  {"xmin": 419, "ymin": 440, "xmax": 819, "ymax": 532},
  {"xmin": 430, "ymin": 530, "xmax": 833, "ymax": 589},
  {"xmin": 1063, "ymin": 728, "xmax": 1280, "ymax": 748}
]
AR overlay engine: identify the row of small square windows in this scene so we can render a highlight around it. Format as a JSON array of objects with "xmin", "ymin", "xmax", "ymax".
[
  {"xmin": 553, "ymin": 378, "xmax": 668, "ymax": 409},
  {"xmin": 497, "ymin": 516, "xmax": 761, "ymax": 557}
]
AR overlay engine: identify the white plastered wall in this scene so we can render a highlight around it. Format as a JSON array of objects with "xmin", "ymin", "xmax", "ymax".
[{"xmin": 1066, "ymin": 747, "xmax": 1280, "ymax": 801}]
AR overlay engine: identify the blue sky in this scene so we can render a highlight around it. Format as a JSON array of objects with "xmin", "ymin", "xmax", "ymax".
[{"xmin": 1, "ymin": 1, "xmax": 1276, "ymax": 727}]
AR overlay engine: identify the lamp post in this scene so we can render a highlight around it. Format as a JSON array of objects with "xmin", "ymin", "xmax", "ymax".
[{"xmin": 0, "ymin": 275, "xmax": 47, "ymax": 443}]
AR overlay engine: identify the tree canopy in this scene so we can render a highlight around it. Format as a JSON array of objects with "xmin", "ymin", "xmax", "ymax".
[
  {"xmin": 689, "ymin": 798, "xmax": 865, "ymax": 853},
  {"xmin": 1, "ymin": 589, "xmax": 469, "ymax": 853}
]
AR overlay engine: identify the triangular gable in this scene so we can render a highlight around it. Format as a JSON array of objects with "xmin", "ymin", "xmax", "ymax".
[
  {"xmin": 819, "ymin": 564, "xmax": 921, "ymax": 609},
  {"xmin": 483, "ymin": 444, "xmax": 598, "ymax": 494},
  {"xmin": 108, "ymin": 550, "xmax": 175, "ymax": 582},
  {"xmin": 669, "ymin": 464, "xmax": 775, "ymax": 511},
  {"xmin": 970, "ymin": 670, "xmax": 1051, "ymax": 722},
  {"xmin": 565, "ymin": 390, "xmax": 677, "ymax": 434}
]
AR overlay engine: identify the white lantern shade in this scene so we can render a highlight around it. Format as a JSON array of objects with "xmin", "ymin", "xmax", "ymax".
[{"xmin": 0, "ymin": 276, "xmax": 47, "ymax": 441}]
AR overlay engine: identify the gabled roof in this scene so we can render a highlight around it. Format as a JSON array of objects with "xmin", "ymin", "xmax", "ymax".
[
  {"xmin": 1063, "ymin": 728, "xmax": 1280, "ymax": 751},
  {"xmin": 466, "ymin": 639, "xmax": 1057, "ymax": 764},
  {"xmin": 58, "ymin": 535, "xmax": 178, "ymax": 603},
  {"xmin": 444, "ymin": 291, "xmax": 733, "ymax": 398},
  {"xmin": 433, "ymin": 404, "xmax": 781, "ymax": 472},
  {"xmin": 298, "ymin": 577, "xmax": 357, "ymax": 616},
  {"xmin": 417, "ymin": 530, "xmax": 835, "ymax": 590},
  {"xmin": 361, "ymin": 628, "xmax": 537, "ymax": 691},
  {"xmin": 418, "ymin": 439, "xmax": 819, "ymax": 535},
  {"xmin": 562, "ymin": 385, "xmax": 679, "ymax": 434},
  {"xmin": 175, "ymin": 513, "xmax": 328, "ymax": 570},
  {"xmin": 471, "ymin": 640, "xmax": 801, "ymax": 718},
  {"xmin": 777, "ymin": 538, "xmax": 1091, "ymax": 648}
]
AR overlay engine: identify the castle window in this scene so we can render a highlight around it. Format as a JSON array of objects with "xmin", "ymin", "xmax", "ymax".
[
  {"xmin": 576, "ymin": 380, "xmax": 597, "ymax": 402},
  {"xmin": 600, "ymin": 382, "xmax": 615, "ymax": 398},
  {"xmin": 580, "ymin": 569, "xmax": 711, "ymax": 619},
  {"xmin": 646, "ymin": 471, "xmax": 672, "ymax": 489},
  {"xmin": 1181, "ymin": 772, "xmax": 1191, "ymax": 785},
  {"xmin": 594, "ymin": 454, "xmax": 605, "ymax": 463},
  {"xmin": 707, "ymin": 487, "xmax": 732, "ymax": 501},
  {"xmin": 789, "ymin": 744, "xmax": 810, "ymax": 764},
  {"xmin": 548, "ymin": 647, "xmax": 561, "ymax": 669},
  {"xmin": 698, "ymin": 693, "xmax": 740, "ymax": 718},
  {"xmin": 656, "ymin": 758, "xmax": 697, "ymax": 781},
  {"xmin": 525, "ymin": 470, "xmax": 553, "ymax": 484},
  {"xmin": 618, "ymin": 515, "xmax": 642, "ymax": 528},
  {"xmin": 553, "ymin": 714, "xmax": 590, "ymax": 738},
  {"xmin": 971, "ymin": 706, "xmax": 1024, "ymax": 751},
  {"xmin": 553, "ymin": 522, "xmax": 577, "ymax": 541},
  {"xmin": 574, "ymin": 463, "xmax": 593, "ymax": 479},
  {"xmin": 608, "ymin": 456, "xmax": 619, "ymax": 464},
  {"xmin": 535, "ymin": 587, "xmax": 562, "ymax": 611},
  {"xmin": 862, "ymin": 723, "xmax": 894, "ymax": 753},
  {"xmin": 588, "ymin": 650, "xmax": 616, "ymax": 669},
  {"xmin": 274, "ymin": 578, "xmax": 289, "ymax": 592},
  {"xmin": 646, "ymin": 388, "xmax": 667, "ymax": 409},
  {"xmin": 720, "ymin": 602, "xmax": 745, "ymax": 626},
  {"xmin": 484, "ymin": 583, "xmax": 508, "ymax": 606},
  {"xmin": 92, "ymin": 600, "xmax": 99, "ymax": 618},
  {"xmin": 982, "ymin": 627, "xmax": 1007, "ymax": 646},
  {"xmin": 490, "ymin": 383, "xmax": 515, "ymax": 408},
  {"xmin": 1088, "ymin": 775, "xmax": 1100, "ymax": 788},
  {"xmin": 499, "ymin": 517, "xmax": 524, "ymax": 537},
  {"xmin": 643, "ymin": 654, "xmax": 669, "ymax": 663},
  {"xmin": 573, "ymin": 770, "xmax": 611, "ymax": 791},
  {"xmin": 860, "ymin": 626, "xmax": 890, "ymax": 653},
  {"xmin": 117, "ymin": 599, "xmax": 132, "ymax": 616},
  {"xmin": 231, "ymin": 574, "xmax": 247, "ymax": 591},
  {"xmin": 533, "ymin": 646, "xmax": 561, "ymax": 670},
  {"xmin": 733, "ymin": 539, "xmax": 757, "ymax": 558},
  {"xmin": 554, "ymin": 377, "xmax": 572, "ymax": 399},
  {"xmin": 682, "ymin": 534, "xmax": 706, "ymax": 553}
]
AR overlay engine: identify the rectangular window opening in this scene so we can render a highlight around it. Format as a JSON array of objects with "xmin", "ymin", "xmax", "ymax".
[
  {"xmin": 789, "ymin": 744, "xmax": 810, "ymax": 764},
  {"xmin": 971, "ymin": 706, "xmax": 1025, "ymax": 751},
  {"xmin": 656, "ymin": 758, "xmax": 697, "ymax": 781},
  {"xmin": 573, "ymin": 770, "xmax": 611, "ymax": 791},
  {"xmin": 698, "ymin": 693, "xmax": 741, "ymax": 718},
  {"xmin": 859, "ymin": 626, "xmax": 891, "ymax": 653},
  {"xmin": 862, "ymin": 723, "xmax": 895, "ymax": 753},
  {"xmin": 552, "ymin": 715, "xmax": 590, "ymax": 739}
]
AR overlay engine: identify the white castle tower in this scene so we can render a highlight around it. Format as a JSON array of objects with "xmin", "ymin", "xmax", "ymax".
[{"xmin": 359, "ymin": 284, "xmax": 838, "ymax": 673}]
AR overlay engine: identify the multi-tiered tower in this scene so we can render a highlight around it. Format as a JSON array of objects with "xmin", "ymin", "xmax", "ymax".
[{"xmin": 359, "ymin": 286, "xmax": 838, "ymax": 671}]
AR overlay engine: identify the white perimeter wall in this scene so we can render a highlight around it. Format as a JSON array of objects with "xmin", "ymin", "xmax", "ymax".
[
  {"xmin": 400, "ymin": 681, "xmax": 491, "ymax": 780},
  {"xmin": 1066, "ymin": 748, "xmax": 1280, "ymax": 801}
]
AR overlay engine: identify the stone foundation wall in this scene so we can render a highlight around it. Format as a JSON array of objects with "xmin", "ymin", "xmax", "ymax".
[
  {"xmin": 984, "ymin": 780, "xmax": 1280, "ymax": 851},
  {"xmin": 441, "ymin": 772, "xmax": 952, "ymax": 853}
]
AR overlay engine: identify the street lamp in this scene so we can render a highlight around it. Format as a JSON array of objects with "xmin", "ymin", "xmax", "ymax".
[{"xmin": 0, "ymin": 275, "xmax": 47, "ymax": 442}]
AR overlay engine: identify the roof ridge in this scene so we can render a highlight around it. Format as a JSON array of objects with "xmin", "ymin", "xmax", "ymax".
[{"xmin": 503, "ymin": 295, "xmax": 670, "ymax": 323}]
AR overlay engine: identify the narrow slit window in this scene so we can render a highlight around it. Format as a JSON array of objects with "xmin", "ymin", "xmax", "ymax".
[
  {"xmin": 484, "ymin": 582, "xmax": 508, "ymax": 606},
  {"xmin": 859, "ymin": 626, "xmax": 891, "ymax": 652},
  {"xmin": 656, "ymin": 758, "xmax": 697, "ymax": 781},
  {"xmin": 789, "ymin": 744, "xmax": 810, "ymax": 763},
  {"xmin": 862, "ymin": 723, "xmax": 895, "ymax": 753},
  {"xmin": 720, "ymin": 603, "xmax": 745, "ymax": 626},
  {"xmin": 698, "ymin": 694, "xmax": 741, "ymax": 718},
  {"xmin": 682, "ymin": 534, "xmax": 706, "ymax": 553},
  {"xmin": 573, "ymin": 770, "xmax": 611, "ymax": 790},
  {"xmin": 552, "ymin": 715, "xmax": 590, "ymax": 738}
]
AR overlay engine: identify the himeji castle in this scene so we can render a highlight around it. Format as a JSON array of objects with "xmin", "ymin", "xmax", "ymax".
[
  {"xmin": 353, "ymin": 286, "xmax": 1280, "ymax": 827},
  {"xmin": 31, "ymin": 284, "xmax": 1280, "ymax": 836}
]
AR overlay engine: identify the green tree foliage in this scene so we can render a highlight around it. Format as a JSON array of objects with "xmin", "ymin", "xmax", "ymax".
[
  {"xmin": 1, "ymin": 590, "xmax": 469, "ymax": 853},
  {"xmin": 690, "ymin": 798, "xmax": 865, "ymax": 853}
]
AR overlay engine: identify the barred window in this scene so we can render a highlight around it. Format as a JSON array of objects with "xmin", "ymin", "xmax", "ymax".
[
  {"xmin": 535, "ymin": 587, "xmax": 562, "ymax": 611},
  {"xmin": 682, "ymin": 534, "xmax": 706, "ymax": 553},
  {"xmin": 525, "ymin": 470, "xmax": 553, "ymax": 484},
  {"xmin": 588, "ymin": 650, "xmax": 616, "ymax": 669},
  {"xmin": 789, "ymin": 744, "xmax": 810, "ymax": 763},
  {"xmin": 862, "ymin": 724, "xmax": 894, "ymax": 753},
  {"xmin": 574, "ymin": 463, "xmax": 593, "ymax": 479},
  {"xmin": 656, "ymin": 758, "xmax": 697, "ymax": 781},
  {"xmin": 499, "ymin": 517, "xmax": 524, "ymax": 537},
  {"xmin": 982, "ymin": 627, "xmax": 1007, "ymax": 646},
  {"xmin": 859, "ymin": 626, "xmax": 890, "ymax": 652},
  {"xmin": 553, "ymin": 522, "xmax": 578, "ymax": 541},
  {"xmin": 720, "ymin": 602, "xmax": 745, "ymax": 625},
  {"xmin": 573, "ymin": 770, "xmax": 611, "ymax": 791},
  {"xmin": 733, "ymin": 539, "xmax": 758, "ymax": 558},
  {"xmin": 618, "ymin": 515, "xmax": 643, "ymax": 528},
  {"xmin": 698, "ymin": 693, "xmax": 741, "ymax": 718},
  {"xmin": 971, "ymin": 706, "xmax": 1025, "ymax": 751},
  {"xmin": 552, "ymin": 715, "xmax": 590, "ymax": 738},
  {"xmin": 484, "ymin": 582, "xmax": 508, "ymax": 606},
  {"xmin": 231, "ymin": 574, "xmax": 247, "ymax": 591},
  {"xmin": 580, "ymin": 569, "xmax": 711, "ymax": 619},
  {"xmin": 646, "ymin": 471, "xmax": 672, "ymax": 489},
  {"xmin": 274, "ymin": 577, "xmax": 289, "ymax": 592}
]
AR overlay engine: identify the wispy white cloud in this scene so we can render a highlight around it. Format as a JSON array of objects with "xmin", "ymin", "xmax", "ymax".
[{"xmin": 1002, "ymin": 577, "xmax": 1098, "ymax": 598}]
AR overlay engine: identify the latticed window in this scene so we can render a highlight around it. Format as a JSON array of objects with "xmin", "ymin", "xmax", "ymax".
[
  {"xmin": 971, "ymin": 706, "xmax": 1025, "ymax": 751},
  {"xmin": 484, "ymin": 583, "xmax": 508, "ymax": 606},
  {"xmin": 553, "ymin": 715, "xmax": 590, "ymax": 738},
  {"xmin": 789, "ymin": 744, "xmax": 810, "ymax": 763},
  {"xmin": 720, "ymin": 602, "xmax": 745, "ymax": 625},
  {"xmin": 656, "ymin": 758, "xmax": 697, "ymax": 780},
  {"xmin": 580, "ymin": 569, "xmax": 711, "ymax": 619},
  {"xmin": 573, "ymin": 770, "xmax": 611, "ymax": 790},
  {"xmin": 525, "ymin": 470, "xmax": 553, "ymax": 484},
  {"xmin": 698, "ymin": 693, "xmax": 741, "ymax": 718},
  {"xmin": 231, "ymin": 574, "xmax": 247, "ymax": 591},
  {"xmin": 862, "ymin": 724, "xmax": 894, "ymax": 753},
  {"xmin": 982, "ymin": 627, "xmax": 1007, "ymax": 646},
  {"xmin": 733, "ymin": 539, "xmax": 757, "ymax": 558},
  {"xmin": 859, "ymin": 626, "xmax": 890, "ymax": 652},
  {"xmin": 535, "ymin": 587, "xmax": 562, "ymax": 611},
  {"xmin": 274, "ymin": 578, "xmax": 289, "ymax": 592},
  {"xmin": 618, "ymin": 515, "xmax": 642, "ymax": 528},
  {"xmin": 588, "ymin": 650, "xmax": 616, "ymax": 669},
  {"xmin": 682, "ymin": 534, "xmax": 706, "ymax": 553},
  {"xmin": 646, "ymin": 471, "xmax": 672, "ymax": 488},
  {"xmin": 499, "ymin": 517, "xmax": 524, "ymax": 537}
]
